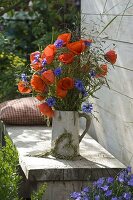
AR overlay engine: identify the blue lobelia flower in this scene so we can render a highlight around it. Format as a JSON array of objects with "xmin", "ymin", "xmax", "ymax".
[
  {"xmin": 82, "ymin": 103, "xmax": 93, "ymax": 113},
  {"xmin": 46, "ymin": 97, "xmax": 56, "ymax": 107},
  {"xmin": 21, "ymin": 73, "xmax": 27, "ymax": 82},
  {"xmin": 83, "ymin": 196, "xmax": 90, "ymax": 200},
  {"xmin": 54, "ymin": 67, "xmax": 62, "ymax": 76},
  {"xmin": 123, "ymin": 192, "xmax": 132, "ymax": 200},
  {"xmin": 54, "ymin": 39, "xmax": 64, "ymax": 48},
  {"xmin": 101, "ymin": 185, "xmax": 109, "ymax": 191},
  {"xmin": 130, "ymin": 174, "xmax": 133, "ymax": 179},
  {"xmin": 118, "ymin": 174, "xmax": 125, "ymax": 183},
  {"xmin": 75, "ymin": 197, "xmax": 82, "ymax": 200},
  {"xmin": 127, "ymin": 166, "xmax": 132, "ymax": 173},
  {"xmin": 111, "ymin": 197, "xmax": 118, "ymax": 200},
  {"xmin": 128, "ymin": 178, "xmax": 133, "ymax": 186},
  {"xmin": 107, "ymin": 177, "xmax": 114, "ymax": 184},
  {"xmin": 96, "ymin": 178, "xmax": 105, "ymax": 188},
  {"xmin": 82, "ymin": 187, "xmax": 90, "ymax": 193},
  {"xmin": 70, "ymin": 192, "xmax": 81, "ymax": 199},
  {"xmin": 95, "ymin": 195, "xmax": 100, "ymax": 200},
  {"xmin": 105, "ymin": 190, "xmax": 112, "ymax": 197}
]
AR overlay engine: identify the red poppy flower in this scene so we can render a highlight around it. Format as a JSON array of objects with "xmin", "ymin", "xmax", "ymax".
[
  {"xmin": 104, "ymin": 50, "xmax": 117, "ymax": 64},
  {"xmin": 58, "ymin": 53, "xmax": 74, "ymax": 64},
  {"xmin": 57, "ymin": 33, "xmax": 71, "ymax": 45},
  {"xmin": 36, "ymin": 95, "xmax": 46, "ymax": 101},
  {"xmin": 67, "ymin": 40, "xmax": 86, "ymax": 55},
  {"xmin": 38, "ymin": 103, "xmax": 54, "ymax": 118},
  {"xmin": 30, "ymin": 51, "xmax": 40, "ymax": 64},
  {"xmin": 31, "ymin": 74, "xmax": 47, "ymax": 93},
  {"xmin": 42, "ymin": 70, "xmax": 55, "ymax": 85},
  {"xmin": 31, "ymin": 62, "xmax": 43, "ymax": 71},
  {"xmin": 18, "ymin": 81, "xmax": 31, "ymax": 94},
  {"xmin": 57, "ymin": 77, "xmax": 74, "ymax": 90},
  {"xmin": 42, "ymin": 44, "xmax": 56, "ymax": 64},
  {"xmin": 56, "ymin": 87, "xmax": 68, "ymax": 98},
  {"xmin": 96, "ymin": 64, "xmax": 108, "ymax": 78}
]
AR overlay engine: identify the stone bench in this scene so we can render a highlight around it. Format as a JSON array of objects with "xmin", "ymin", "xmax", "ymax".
[{"xmin": 5, "ymin": 125, "xmax": 125, "ymax": 200}]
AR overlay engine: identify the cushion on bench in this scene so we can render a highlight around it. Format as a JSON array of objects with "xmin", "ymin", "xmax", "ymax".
[{"xmin": 0, "ymin": 97, "xmax": 47, "ymax": 125}]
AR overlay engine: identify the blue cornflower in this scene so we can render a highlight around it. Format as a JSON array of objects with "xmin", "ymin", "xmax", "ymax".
[
  {"xmin": 75, "ymin": 80, "xmax": 85, "ymax": 92},
  {"xmin": 32, "ymin": 59, "xmax": 37, "ymax": 64},
  {"xmin": 42, "ymin": 58, "xmax": 47, "ymax": 66},
  {"xmin": 95, "ymin": 195, "xmax": 100, "ymax": 200},
  {"xmin": 89, "ymin": 70, "xmax": 96, "ymax": 78},
  {"xmin": 21, "ymin": 73, "xmax": 27, "ymax": 82},
  {"xmin": 82, "ymin": 103, "xmax": 93, "ymax": 113},
  {"xmin": 81, "ymin": 89, "xmax": 88, "ymax": 97},
  {"xmin": 84, "ymin": 40, "xmax": 92, "ymax": 47},
  {"xmin": 54, "ymin": 67, "xmax": 62, "ymax": 76},
  {"xmin": 35, "ymin": 53, "xmax": 40, "ymax": 60},
  {"xmin": 70, "ymin": 192, "xmax": 81, "ymax": 199},
  {"xmin": 105, "ymin": 190, "xmax": 112, "ymax": 197},
  {"xmin": 128, "ymin": 178, "xmax": 133, "ymax": 186},
  {"xmin": 32, "ymin": 53, "xmax": 40, "ymax": 64},
  {"xmin": 46, "ymin": 97, "xmax": 56, "ymax": 107},
  {"xmin": 101, "ymin": 185, "xmax": 109, "ymax": 191},
  {"xmin": 54, "ymin": 39, "xmax": 64, "ymax": 48},
  {"xmin": 107, "ymin": 177, "xmax": 114, "ymax": 184},
  {"xmin": 123, "ymin": 192, "xmax": 132, "ymax": 200}
]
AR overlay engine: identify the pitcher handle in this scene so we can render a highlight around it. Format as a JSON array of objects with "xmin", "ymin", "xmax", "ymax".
[{"xmin": 78, "ymin": 112, "xmax": 91, "ymax": 143}]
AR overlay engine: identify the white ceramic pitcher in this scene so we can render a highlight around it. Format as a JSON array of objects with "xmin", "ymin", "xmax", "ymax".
[{"xmin": 51, "ymin": 111, "xmax": 91, "ymax": 159}]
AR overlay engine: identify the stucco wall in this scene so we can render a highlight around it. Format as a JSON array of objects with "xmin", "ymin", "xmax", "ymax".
[{"xmin": 81, "ymin": 0, "xmax": 133, "ymax": 167}]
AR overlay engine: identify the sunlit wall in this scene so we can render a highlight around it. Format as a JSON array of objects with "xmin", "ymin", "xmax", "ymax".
[{"xmin": 81, "ymin": 0, "xmax": 133, "ymax": 167}]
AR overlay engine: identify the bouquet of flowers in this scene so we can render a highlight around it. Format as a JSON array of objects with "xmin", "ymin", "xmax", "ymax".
[{"xmin": 18, "ymin": 32, "xmax": 117, "ymax": 118}]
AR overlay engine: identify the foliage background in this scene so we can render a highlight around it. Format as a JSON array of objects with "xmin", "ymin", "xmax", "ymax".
[
  {"xmin": 0, "ymin": 0, "xmax": 80, "ymax": 102},
  {"xmin": 0, "ymin": 136, "xmax": 21, "ymax": 200},
  {"xmin": 0, "ymin": 136, "xmax": 47, "ymax": 200}
]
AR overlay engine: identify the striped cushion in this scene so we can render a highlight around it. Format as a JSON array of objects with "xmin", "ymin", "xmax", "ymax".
[{"xmin": 0, "ymin": 97, "xmax": 47, "ymax": 125}]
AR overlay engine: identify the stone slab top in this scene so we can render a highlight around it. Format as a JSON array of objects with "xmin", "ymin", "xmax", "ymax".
[{"xmin": 6, "ymin": 126, "xmax": 125, "ymax": 181}]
